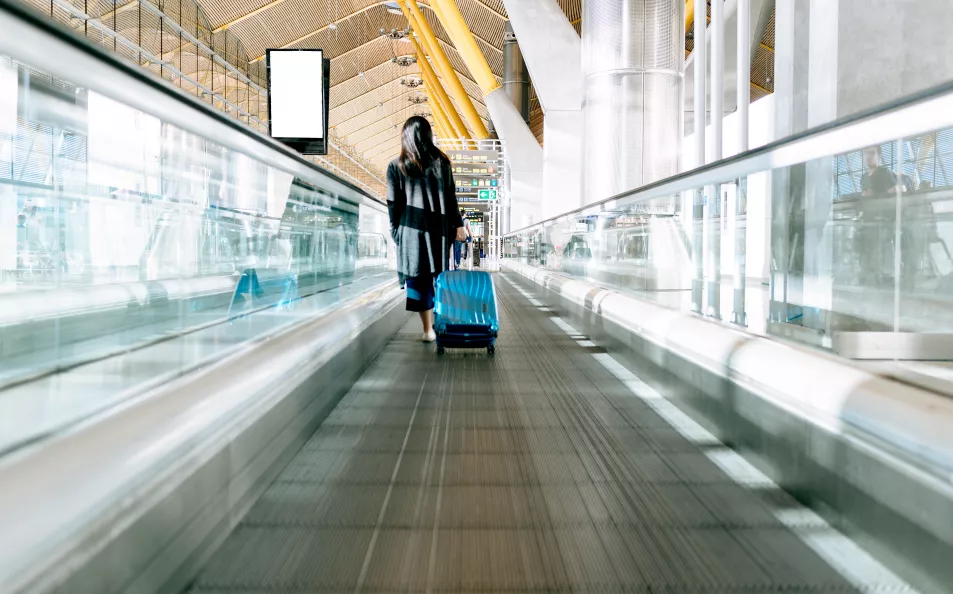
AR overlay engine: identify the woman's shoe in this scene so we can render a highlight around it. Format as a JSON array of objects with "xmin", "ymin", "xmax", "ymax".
[{"xmin": 422, "ymin": 330, "xmax": 436, "ymax": 342}]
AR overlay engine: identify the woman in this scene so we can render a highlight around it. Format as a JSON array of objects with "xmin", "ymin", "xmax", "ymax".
[
  {"xmin": 452, "ymin": 209, "xmax": 472, "ymax": 270},
  {"xmin": 387, "ymin": 116, "xmax": 467, "ymax": 342}
]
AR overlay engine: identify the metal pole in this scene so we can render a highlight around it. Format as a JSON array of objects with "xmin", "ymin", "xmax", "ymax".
[
  {"xmin": 737, "ymin": 0, "xmax": 750, "ymax": 154},
  {"xmin": 707, "ymin": 0, "xmax": 723, "ymax": 319},
  {"xmin": 691, "ymin": 0, "xmax": 706, "ymax": 314},
  {"xmin": 711, "ymin": 0, "xmax": 723, "ymax": 156},
  {"xmin": 733, "ymin": 0, "xmax": 750, "ymax": 325},
  {"xmin": 502, "ymin": 21, "xmax": 530, "ymax": 125}
]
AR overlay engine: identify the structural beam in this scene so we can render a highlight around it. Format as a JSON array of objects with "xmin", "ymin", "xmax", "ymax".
[
  {"xmin": 401, "ymin": 0, "xmax": 489, "ymax": 139},
  {"xmin": 503, "ymin": 0, "xmax": 582, "ymax": 216},
  {"xmin": 406, "ymin": 32, "xmax": 469, "ymax": 139},
  {"xmin": 426, "ymin": 80, "xmax": 457, "ymax": 141},
  {"xmin": 430, "ymin": 0, "xmax": 500, "ymax": 95},
  {"xmin": 692, "ymin": 0, "xmax": 707, "ymax": 315},
  {"xmin": 431, "ymin": 2, "xmax": 541, "ymax": 225},
  {"xmin": 397, "ymin": 2, "xmax": 470, "ymax": 139},
  {"xmin": 709, "ymin": 0, "xmax": 724, "ymax": 319}
]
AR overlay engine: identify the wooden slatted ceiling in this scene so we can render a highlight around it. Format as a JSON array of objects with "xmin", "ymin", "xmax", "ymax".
[
  {"xmin": 191, "ymin": 0, "xmax": 773, "ymax": 174},
  {"xmin": 196, "ymin": 0, "xmax": 508, "ymax": 172},
  {"xmin": 750, "ymin": 9, "xmax": 775, "ymax": 100},
  {"xmin": 192, "ymin": 0, "xmax": 532, "ymax": 174}
]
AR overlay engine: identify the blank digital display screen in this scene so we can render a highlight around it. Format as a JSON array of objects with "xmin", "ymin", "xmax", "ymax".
[{"xmin": 268, "ymin": 50, "xmax": 324, "ymax": 139}]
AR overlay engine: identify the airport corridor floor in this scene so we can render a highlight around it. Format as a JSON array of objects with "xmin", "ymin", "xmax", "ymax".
[{"xmin": 187, "ymin": 274, "xmax": 910, "ymax": 593}]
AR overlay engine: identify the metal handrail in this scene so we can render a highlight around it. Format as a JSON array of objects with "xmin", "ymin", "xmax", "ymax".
[
  {"xmin": 504, "ymin": 77, "xmax": 953, "ymax": 237},
  {"xmin": 0, "ymin": 0, "xmax": 384, "ymax": 202}
]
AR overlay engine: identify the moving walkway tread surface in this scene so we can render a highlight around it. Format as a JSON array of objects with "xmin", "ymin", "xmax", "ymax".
[{"xmin": 188, "ymin": 274, "xmax": 908, "ymax": 593}]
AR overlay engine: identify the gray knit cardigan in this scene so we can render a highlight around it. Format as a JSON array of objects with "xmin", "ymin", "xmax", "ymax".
[{"xmin": 387, "ymin": 157, "xmax": 463, "ymax": 279}]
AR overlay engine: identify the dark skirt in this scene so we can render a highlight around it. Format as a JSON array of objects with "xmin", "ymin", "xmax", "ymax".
[{"xmin": 405, "ymin": 274, "xmax": 435, "ymax": 312}]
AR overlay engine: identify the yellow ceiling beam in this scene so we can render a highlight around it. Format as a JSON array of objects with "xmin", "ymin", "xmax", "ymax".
[
  {"xmin": 424, "ymin": 74, "xmax": 460, "ymax": 140},
  {"xmin": 397, "ymin": 0, "xmax": 469, "ymax": 138},
  {"xmin": 399, "ymin": 1, "xmax": 470, "ymax": 138},
  {"xmin": 431, "ymin": 102, "xmax": 455, "ymax": 142},
  {"xmin": 398, "ymin": 0, "xmax": 489, "ymax": 138},
  {"xmin": 430, "ymin": 0, "xmax": 499, "ymax": 95},
  {"xmin": 402, "ymin": 0, "xmax": 487, "ymax": 138}
]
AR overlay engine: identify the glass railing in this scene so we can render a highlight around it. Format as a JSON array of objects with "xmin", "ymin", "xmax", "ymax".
[
  {"xmin": 0, "ymin": 2, "xmax": 394, "ymax": 452},
  {"xmin": 504, "ymin": 79, "xmax": 953, "ymax": 384}
]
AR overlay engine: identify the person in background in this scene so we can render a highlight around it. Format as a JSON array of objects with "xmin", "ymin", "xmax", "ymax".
[
  {"xmin": 859, "ymin": 145, "xmax": 903, "ymax": 286},
  {"xmin": 387, "ymin": 116, "xmax": 467, "ymax": 342},
  {"xmin": 452, "ymin": 209, "xmax": 472, "ymax": 270},
  {"xmin": 861, "ymin": 145, "xmax": 897, "ymax": 203}
]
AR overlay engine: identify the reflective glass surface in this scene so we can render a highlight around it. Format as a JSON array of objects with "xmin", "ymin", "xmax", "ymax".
[
  {"xmin": 0, "ymin": 55, "xmax": 391, "ymax": 450},
  {"xmin": 504, "ymin": 99, "xmax": 953, "ymax": 385}
]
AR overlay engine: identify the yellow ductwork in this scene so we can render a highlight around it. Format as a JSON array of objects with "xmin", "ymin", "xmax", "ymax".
[
  {"xmin": 401, "ymin": 0, "xmax": 489, "ymax": 139},
  {"xmin": 430, "ymin": 0, "xmax": 500, "ymax": 95}
]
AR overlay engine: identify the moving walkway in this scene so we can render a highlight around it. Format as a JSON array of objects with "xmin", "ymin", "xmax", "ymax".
[{"xmin": 1, "ymin": 4, "xmax": 952, "ymax": 594}]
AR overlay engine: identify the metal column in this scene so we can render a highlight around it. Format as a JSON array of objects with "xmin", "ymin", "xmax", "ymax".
[
  {"xmin": 691, "ymin": 0, "xmax": 706, "ymax": 314},
  {"xmin": 706, "ymin": 0, "xmax": 724, "ymax": 319},
  {"xmin": 502, "ymin": 21, "xmax": 530, "ymax": 125},
  {"xmin": 581, "ymin": 0, "xmax": 684, "ymax": 204},
  {"xmin": 732, "ymin": 0, "xmax": 750, "ymax": 326}
]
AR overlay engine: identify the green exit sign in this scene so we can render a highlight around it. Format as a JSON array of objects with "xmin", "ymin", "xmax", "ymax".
[{"xmin": 477, "ymin": 189, "xmax": 497, "ymax": 200}]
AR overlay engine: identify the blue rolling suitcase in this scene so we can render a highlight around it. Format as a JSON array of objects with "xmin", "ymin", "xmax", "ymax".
[{"xmin": 434, "ymin": 270, "xmax": 499, "ymax": 354}]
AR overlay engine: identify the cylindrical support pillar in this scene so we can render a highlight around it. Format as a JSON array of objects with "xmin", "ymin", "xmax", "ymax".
[
  {"xmin": 691, "ymin": 0, "xmax": 706, "ymax": 314},
  {"xmin": 582, "ymin": 0, "xmax": 684, "ymax": 204},
  {"xmin": 711, "ymin": 0, "xmax": 723, "ymax": 161},
  {"xmin": 502, "ymin": 21, "xmax": 530, "ymax": 125},
  {"xmin": 733, "ymin": 0, "xmax": 750, "ymax": 326},
  {"xmin": 707, "ymin": 0, "xmax": 723, "ymax": 319},
  {"xmin": 737, "ymin": 0, "xmax": 750, "ymax": 154}
]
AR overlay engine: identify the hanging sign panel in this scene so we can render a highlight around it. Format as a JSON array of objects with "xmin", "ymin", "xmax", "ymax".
[{"xmin": 266, "ymin": 49, "xmax": 330, "ymax": 155}]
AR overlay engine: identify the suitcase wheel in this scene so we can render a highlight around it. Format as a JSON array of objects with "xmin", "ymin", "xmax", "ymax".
[
  {"xmin": 487, "ymin": 344, "xmax": 495, "ymax": 355},
  {"xmin": 436, "ymin": 345, "xmax": 446, "ymax": 355}
]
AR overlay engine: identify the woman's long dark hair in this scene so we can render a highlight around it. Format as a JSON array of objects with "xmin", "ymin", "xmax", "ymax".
[{"xmin": 398, "ymin": 116, "xmax": 449, "ymax": 177}]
